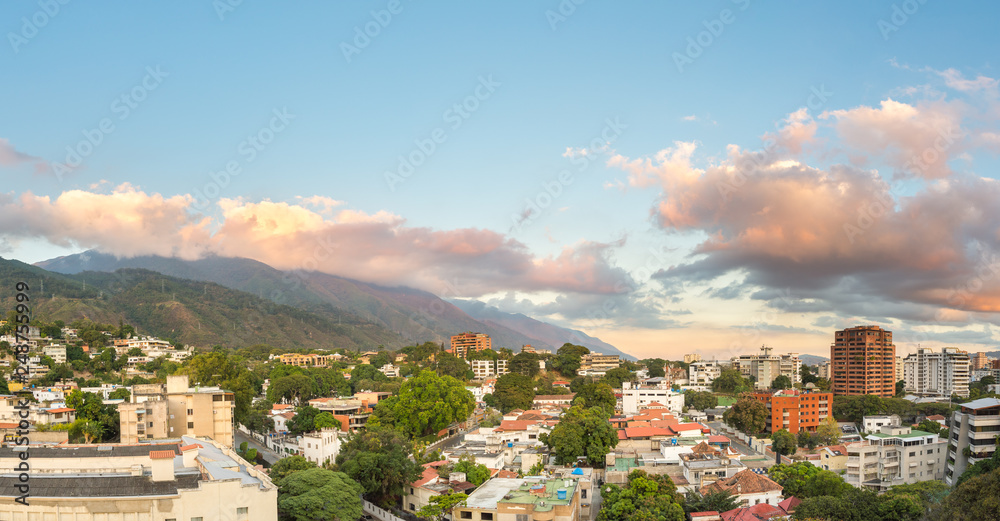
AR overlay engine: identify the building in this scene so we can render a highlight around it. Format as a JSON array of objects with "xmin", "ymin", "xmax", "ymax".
[
  {"xmin": 454, "ymin": 477, "xmax": 581, "ymax": 521},
  {"xmin": 700, "ymin": 469, "xmax": 783, "ymax": 507},
  {"xmin": 41, "ymin": 344, "xmax": 67, "ymax": 364},
  {"xmin": 817, "ymin": 445, "xmax": 849, "ymax": 472},
  {"xmin": 119, "ymin": 375, "xmax": 236, "ymax": 447},
  {"xmin": 731, "ymin": 346, "xmax": 801, "ymax": 390},
  {"xmin": 752, "ymin": 389, "xmax": 833, "ymax": 434},
  {"xmin": 902, "ymin": 347, "xmax": 971, "ymax": 398},
  {"xmin": 831, "ymin": 325, "xmax": 896, "ymax": 397},
  {"xmin": 450, "ymin": 332, "xmax": 492, "ymax": 359},
  {"xmin": 379, "ymin": 364, "xmax": 400, "ymax": 378},
  {"xmin": 816, "ymin": 361, "xmax": 831, "ymax": 380},
  {"xmin": 299, "ymin": 427, "xmax": 344, "ymax": 466},
  {"xmin": 845, "ymin": 425, "xmax": 947, "ymax": 491},
  {"xmin": 470, "ymin": 358, "xmax": 510, "ymax": 380},
  {"xmin": 578, "ymin": 353, "xmax": 621, "ymax": 376},
  {"xmin": 276, "ymin": 353, "xmax": 338, "ymax": 368},
  {"xmin": 895, "ymin": 356, "xmax": 904, "ymax": 383},
  {"xmin": 971, "ymin": 351, "xmax": 989, "ymax": 370},
  {"xmin": 688, "ymin": 361, "xmax": 724, "ymax": 387},
  {"xmin": 862, "ymin": 414, "xmax": 900, "ymax": 434},
  {"xmin": 0, "ymin": 436, "xmax": 277, "ymax": 520},
  {"xmin": 945, "ymin": 397, "xmax": 1000, "ymax": 485},
  {"xmin": 621, "ymin": 380, "xmax": 685, "ymax": 415},
  {"xmin": 308, "ymin": 396, "xmax": 374, "ymax": 432},
  {"xmin": 684, "ymin": 354, "xmax": 702, "ymax": 364}
]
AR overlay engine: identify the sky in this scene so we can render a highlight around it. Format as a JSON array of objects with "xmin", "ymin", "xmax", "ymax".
[{"xmin": 2, "ymin": 1, "xmax": 1000, "ymax": 360}]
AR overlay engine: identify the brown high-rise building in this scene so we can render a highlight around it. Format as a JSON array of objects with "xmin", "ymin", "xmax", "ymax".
[
  {"xmin": 449, "ymin": 332, "xmax": 492, "ymax": 359},
  {"xmin": 831, "ymin": 325, "xmax": 896, "ymax": 397}
]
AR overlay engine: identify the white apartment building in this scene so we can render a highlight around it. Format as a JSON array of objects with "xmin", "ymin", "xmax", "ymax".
[
  {"xmin": 862, "ymin": 414, "xmax": 901, "ymax": 434},
  {"xmin": 470, "ymin": 358, "xmax": 510, "ymax": 380},
  {"xmin": 299, "ymin": 427, "xmax": 344, "ymax": 466},
  {"xmin": 845, "ymin": 425, "xmax": 947, "ymax": 492},
  {"xmin": 688, "ymin": 361, "xmax": 724, "ymax": 386},
  {"xmin": 816, "ymin": 361, "xmax": 831, "ymax": 380},
  {"xmin": 945, "ymin": 398, "xmax": 1000, "ymax": 485},
  {"xmin": 621, "ymin": 380, "xmax": 685, "ymax": 415},
  {"xmin": 731, "ymin": 346, "xmax": 801, "ymax": 390},
  {"xmin": 903, "ymin": 347, "xmax": 971, "ymax": 398},
  {"xmin": 684, "ymin": 354, "xmax": 702, "ymax": 364},
  {"xmin": 379, "ymin": 364, "xmax": 400, "ymax": 378},
  {"xmin": 42, "ymin": 344, "xmax": 66, "ymax": 364}
]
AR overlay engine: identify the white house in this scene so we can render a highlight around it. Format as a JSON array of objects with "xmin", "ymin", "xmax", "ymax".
[
  {"xmin": 700, "ymin": 468, "xmax": 783, "ymax": 507},
  {"xmin": 622, "ymin": 381, "xmax": 685, "ymax": 415},
  {"xmin": 299, "ymin": 427, "xmax": 343, "ymax": 466}
]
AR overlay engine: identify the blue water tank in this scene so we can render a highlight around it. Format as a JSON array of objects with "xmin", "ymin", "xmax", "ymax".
[
  {"xmin": 557, "ymin": 489, "xmax": 567, "ymax": 500},
  {"xmin": 508, "ymin": 442, "xmax": 513, "ymax": 448}
]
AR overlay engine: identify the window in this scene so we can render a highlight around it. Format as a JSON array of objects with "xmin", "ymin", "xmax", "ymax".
[
  {"xmin": 187, "ymin": 422, "xmax": 195, "ymax": 429},
  {"xmin": 581, "ymin": 490, "xmax": 587, "ymax": 499},
  {"xmin": 148, "ymin": 422, "xmax": 153, "ymax": 427},
  {"xmin": 482, "ymin": 514, "xmax": 494, "ymax": 521},
  {"xmin": 410, "ymin": 504, "xmax": 415, "ymax": 511},
  {"xmin": 461, "ymin": 512, "xmax": 473, "ymax": 519},
  {"xmin": 410, "ymin": 488, "xmax": 415, "ymax": 494},
  {"xmin": 237, "ymin": 507, "xmax": 248, "ymax": 520},
  {"xmin": 187, "ymin": 409, "xmax": 194, "ymax": 415},
  {"xmin": 192, "ymin": 518, "xmax": 203, "ymax": 521}
]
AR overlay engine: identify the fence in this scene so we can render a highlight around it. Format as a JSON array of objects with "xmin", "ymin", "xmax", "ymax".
[{"xmin": 363, "ymin": 499, "xmax": 407, "ymax": 521}]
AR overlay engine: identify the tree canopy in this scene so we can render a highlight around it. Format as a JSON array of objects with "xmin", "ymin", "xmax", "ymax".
[
  {"xmin": 771, "ymin": 429, "xmax": 797, "ymax": 456},
  {"xmin": 494, "ymin": 373, "xmax": 536, "ymax": 413},
  {"xmin": 723, "ymin": 393, "xmax": 768, "ymax": 436},
  {"xmin": 374, "ymin": 370, "xmax": 474, "ymax": 438},
  {"xmin": 712, "ymin": 368, "xmax": 751, "ymax": 394},
  {"xmin": 598, "ymin": 470, "xmax": 684, "ymax": 521},
  {"xmin": 276, "ymin": 468, "xmax": 363, "ymax": 521},
  {"xmin": 551, "ymin": 343, "xmax": 589, "ymax": 377},
  {"xmin": 543, "ymin": 405, "xmax": 618, "ymax": 466},
  {"xmin": 574, "ymin": 382, "xmax": 616, "ymax": 416},
  {"xmin": 334, "ymin": 424, "xmax": 423, "ymax": 507}
]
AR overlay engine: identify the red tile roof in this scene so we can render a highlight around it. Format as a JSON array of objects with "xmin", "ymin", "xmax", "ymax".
[
  {"xmin": 44, "ymin": 408, "xmax": 75, "ymax": 414},
  {"xmin": 708, "ymin": 435, "xmax": 730, "ymax": 443},
  {"xmin": 412, "ymin": 466, "xmax": 440, "ymax": 488},
  {"xmin": 721, "ymin": 503, "xmax": 786, "ymax": 521},
  {"xmin": 926, "ymin": 414, "xmax": 946, "ymax": 421},
  {"xmin": 777, "ymin": 496, "xmax": 800, "ymax": 513},
  {"xmin": 703, "ymin": 469, "xmax": 783, "ymax": 496},
  {"xmin": 149, "ymin": 450, "xmax": 175, "ymax": 460},
  {"xmin": 622, "ymin": 426, "xmax": 672, "ymax": 438},
  {"xmin": 0, "ymin": 423, "xmax": 19, "ymax": 429}
]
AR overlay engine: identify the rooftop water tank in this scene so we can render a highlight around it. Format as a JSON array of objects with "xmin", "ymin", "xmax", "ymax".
[{"xmin": 557, "ymin": 489, "xmax": 567, "ymax": 500}]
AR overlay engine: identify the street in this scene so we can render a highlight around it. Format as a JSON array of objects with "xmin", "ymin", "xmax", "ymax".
[{"xmin": 235, "ymin": 429, "xmax": 282, "ymax": 465}]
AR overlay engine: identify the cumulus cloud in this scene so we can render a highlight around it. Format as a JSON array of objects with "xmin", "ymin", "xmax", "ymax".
[{"xmin": 0, "ymin": 185, "xmax": 633, "ymax": 298}]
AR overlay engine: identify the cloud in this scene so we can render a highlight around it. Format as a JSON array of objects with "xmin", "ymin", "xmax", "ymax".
[
  {"xmin": 0, "ymin": 138, "xmax": 48, "ymax": 174},
  {"xmin": 934, "ymin": 68, "xmax": 999, "ymax": 94},
  {"xmin": 0, "ymin": 186, "xmax": 633, "ymax": 298}
]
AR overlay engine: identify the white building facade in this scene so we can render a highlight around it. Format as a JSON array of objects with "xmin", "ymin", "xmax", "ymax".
[{"xmin": 903, "ymin": 347, "xmax": 971, "ymax": 398}]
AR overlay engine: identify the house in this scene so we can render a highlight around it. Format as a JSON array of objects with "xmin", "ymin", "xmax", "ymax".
[
  {"xmin": 862, "ymin": 414, "xmax": 901, "ymax": 433},
  {"xmin": 533, "ymin": 394, "xmax": 576, "ymax": 407},
  {"xmin": 273, "ymin": 412, "xmax": 295, "ymax": 433},
  {"xmin": 817, "ymin": 445, "xmax": 848, "ymax": 472},
  {"xmin": 680, "ymin": 453, "xmax": 746, "ymax": 487},
  {"xmin": 700, "ymin": 469, "xmax": 783, "ymax": 507},
  {"xmin": 299, "ymin": 427, "xmax": 343, "ymax": 466},
  {"xmin": 453, "ymin": 477, "xmax": 580, "ymax": 521}
]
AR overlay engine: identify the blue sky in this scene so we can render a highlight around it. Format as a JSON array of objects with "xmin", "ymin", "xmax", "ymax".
[{"xmin": 2, "ymin": 1, "xmax": 1000, "ymax": 358}]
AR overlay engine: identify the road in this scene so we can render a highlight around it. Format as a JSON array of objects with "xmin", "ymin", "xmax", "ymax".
[
  {"xmin": 235, "ymin": 429, "xmax": 282, "ymax": 465},
  {"xmin": 707, "ymin": 421, "xmax": 758, "ymax": 456}
]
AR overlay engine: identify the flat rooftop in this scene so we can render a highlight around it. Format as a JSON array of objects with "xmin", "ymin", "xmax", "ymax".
[
  {"xmin": 501, "ymin": 479, "xmax": 578, "ymax": 511},
  {"xmin": 465, "ymin": 478, "xmax": 525, "ymax": 509},
  {"xmin": 867, "ymin": 429, "xmax": 935, "ymax": 439}
]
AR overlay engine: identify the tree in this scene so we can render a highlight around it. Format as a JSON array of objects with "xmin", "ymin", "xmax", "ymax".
[
  {"xmin": 599, "ymin": 470, "xmax": 684, "ymax": 521},
  {"xmin": 509, "ymin": 351, "xmax": 541, "ymax": 377},
  {"xmin": 270, "ymin": 455, "xmax": 317, "ymax": 481},
  {"xmin": 314, "ymin": 412, "xmax": 341, "ymax": 430},
  {"xmin": 917, "ymin": 419, "xmax": 943, "ymax": 434},
  {"xmin": 895, "ymin": 379, "xmax": 906, "ymax": 397},
  {"xmin": 643, "ymin": 358, "xmax": 666, "ymax": 378},
  {"xmin": 434, "ymin": 352, "xmax": 472, "ymax": 380},
  {"xmin": 712, "ymin": 368, "xmax": 750, "ymax": 394},
  {"xmin": 543, "ymin": 405, "xmax": 618, "ymax": 466},
  {"xmin": 574, "ymin": 382, "xmax": 616, "ymax": 416},
  {"xmin": 370, "ymin": 351, "xmax": 392, "ymax": 369},
  {"xmin": 108, "ymin": 388, "xmax": 131, "ymax": 401},
  {"xmin": 276, "ymin": 468, "xmax": 363, "ymax": 521},
  {"xmin": 683, "ymin": 490, "xmax": 739, "ymax": 516},
  {"xmin": 287, "ymin": 406, "xmax": 322, "ymax": 436},
  {"xmin": 494, "ymin": 373, "xmax": 535, "ymax": 413},
  {"xmin": 684, "ymin": 391, "xmax": 718, "ymax": 411},
  {"xmin": 797, "ymin": 429, "xmax": 817, "ymax": 450},
  {"xmin": 771, "ymin": 429, "xmax": 797, "ymax": 456},
  {"xmin": 768, "ymin": 462, "xmax": 822, "ymax": 499},
  {"xmin": 350, "ymin": 364, "xmax": 388, "ymax": 392},
  {"xmin": 417, "ymin": 493, "xmax": 469, "ymax": 521},
  {"xmin": 334, "ymin": 424, "xmax": 423, "ymax": 507},
  {"xmin": 267, "ymin": 374, "xmax": 317, "ymax": 405},
  {"xmin": 771, "ymin": 375, "xmax": 793, "ymax": 390},
  {"xmin": 926, "ymin": 468, "xmax": 1000, "ymax": 521},
  {"xmin": 68, "ymin": 419, "xmax": 104, "ymax": 444},
  {"xmin": 813, "ymin": 416, "xmax": 841, "ymax": 446},
  {"xmin": 601, "ymin": 367, "xmax": 636, "ymax": 389},
  {"xmin": 375, "ymin": 370, "xmax": 475, "ymax": 438},
  {"xmin": 453, "ymin": 455, "xmax": 490, "ymax": 486},
  {"xmin": 723, "ymin": 394, "xmax": 768, "ymax": 436},
  {"xmin": 551, "ymin": 343, "xmax": 589, "ymax": 377}
]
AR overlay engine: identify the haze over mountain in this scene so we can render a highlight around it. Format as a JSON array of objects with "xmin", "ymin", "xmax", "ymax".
[{"xmin": 36, "ymin": 251, "xmax": 635, "ymax": 357}]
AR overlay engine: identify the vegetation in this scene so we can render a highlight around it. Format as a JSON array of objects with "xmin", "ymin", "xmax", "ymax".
[
  {"xmin": 417, "ymin": 493, "xmax": 469, "ymax": 521},
  {"xmin": 683, "ymin": 490, "xmax": 739, "ymax": 517},
  {"xmin": 276, "ymin": 468, "xmax": 363, "ymax": 521},
  {"xmin": 493, "ymin": 373, "xmax": 536, "ymax": 413},
  {"xmin": 684, "ymin": 390, "xmax": 719, "ymax": 411},
  {"xmin": 334, "ymin": 424, "xmax": 423, "ymax": 507},
  {"xmin": 551, "ymin": 343, "xmax": 590, "ymax": 377},
  {"xmin": 270, "ymin": 455, "xmax": 318, "ymax": 482},
  {"xmin": 771, "ymin": 374, "xmax": 793, "ymax": 390},
  {"xmin": 372, "ymin": 370, "xmax": 474, "ymax": 438},
  {"xmin": 598, "ymin": 470, "xmax": 684, "ymax": 521},
  {"xmin": 723, "ymin": 393, "xmax": 768, "ymax": 436},
  {"xmin": 574, "ymin": 382, "xmax": 616, "ymax": 416},
  {"xmin": 542, "ymin": 405, "xmax": 618, "ymax": 466},
  {"xmin": 712, "ymin": 368, "xmax": 752, "ymax": 394},
  {"xmin": 771, "ymin": 428, "xmax": 797, "ymax": 456}
]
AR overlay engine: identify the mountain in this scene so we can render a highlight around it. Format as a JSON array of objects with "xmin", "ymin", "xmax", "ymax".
[
  {"xmin": 799, "ymin": 354, "xmax": 829, "ymax": 367},
  {"xmin": 1, "ymin": 257, "xmax": 402, "ymax": 350},
  {"xmin": 36, "ymin": 251, "xmax": 634, "ymax": 357},
  {"xmin": 450, "ymin": 299, "xmax": 636, "ymax": 360}
]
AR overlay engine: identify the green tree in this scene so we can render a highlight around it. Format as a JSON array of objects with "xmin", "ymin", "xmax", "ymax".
[
  {"xmin": 598, "ymin": 470, "xmax": 684, "ymax": 521},
  {"xmin": 434, "ymin": 352, "xmax": 472, "ymax": 380},
  {"xmin": 771, "ymin": 375, "xmax": 793, "ymax": 390},
  {"xmin": 643, "ymin": 358, "xmax": 666, "ymax": 378},
  {"xmin": 276, "ymin": 468, "xmax": 363, "ymax": 521},
  {"xmin": 334, "ymin": 424, "xmax": 423, "ymax": 507},
  {"xmin": 895, "ymin": 379, "xmax": 906, "ymax": 397},
  {"xmin": 927, "ymin": 468, "xmax": 1000, "ymax": 521},
  {"xmin": 270, "ymin": 455, "xmax": 317, "ymax": 481},
  {"xmin": 797, "ymin": 429, "xmax": 817, "ymax": 450},
  {"xmin": 267, "ymin": 374, "xmax": 317, "ymax": 405},
  {"xmin": 601, "ymin": 367, "xmax": 636, "ymax": 389},
  {"xmin": 712, "ymin": 368, "xmax": 750, "ymax": 394},
  {"xmin": 287, "ymin": 406, "xmax": 322, "ymax": 436},
  {"xmin": 723, "ymin": 393, "xmax": 768, "ymax": 436},
  {"xmin": 370, "ymin": 351, "xmax": 392, "ymax": 369},
  {"xmin": 350, "ymin": 364, "xmax": 389, "ymax": 392},
  {"xmin": 453, "ymin": 455, "xmax": 491, "ymax": 486},
  {"xmin": 68, "ymin": 419, "xmax": 104, "ymax": 444},
  {"xmin": 467, "ymin": 348, "xmax": 499, "ymax": 361},
  {"xmin": 417, "ymin": 493, "xmax": 468, "ymax": 521},
  {"xmin": 551, "ymin": 343, "xmax": 589, "ymax": 377},
  {"xmin": 574, "ymin": 382, "xmax": 616, "ymax": 416},
  {"xmin": 375, "ymin": 370, "xmax": 475, "ymax": 438},
  {"xmin": 543, "ymin": 405, "xmax": 618, "ymax": 466},
  {"xmin": 682, "ymin": 490, "xmax": 739, "ymax": 516},
  {"xmin": 916, "ymin": 419, "xmax": 943, "ymax": 434},
  {"xmin": 509, "ymin": 351, "xmax": 541, "ymax": 377},
  {"xmin": 314, "ymin": 412, "xmax": 341, "ymax": 430},
  {"xmin": 813, "ymin": 416, "xmax": 842, "ymax": 446},
  {"xmin": 108, "ymin": 388, "xmax": 131, "ymax": 401},
  {"xmin": 494, "ymin": 373, "xmax": 535, "ymax": 413},
  {"xmin": 771, "ymin": 428, "xmax": 797, "ymax": 456},
  {"xmin": 684, "ymin": 391, "xmax": 719, "ymax": 411}
]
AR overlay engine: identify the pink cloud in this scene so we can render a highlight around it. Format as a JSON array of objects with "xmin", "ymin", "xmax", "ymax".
[{"xmin": 0, "ymin": 138, "xmax": 48, "ymax": 174}]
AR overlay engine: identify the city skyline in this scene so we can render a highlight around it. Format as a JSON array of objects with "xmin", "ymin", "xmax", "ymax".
[{"xmin": 3, "ymin": 2, "xmax": 1000, "ymax": 359}]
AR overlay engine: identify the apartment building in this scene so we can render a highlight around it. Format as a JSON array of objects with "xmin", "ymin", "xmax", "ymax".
[
  {"xmin": 276, "ymin": 352, "xmax": 341, "ymax": 367},
  {"xmin": 684, "ymin": 354, "xmax": 702, "ymax": 364},
  {"xmin": 816, "ymin": 361, "xmax": 831, "ymax": 380},
  {"xmin": 831, "ymin": 325, "xmax": 896, "ymax": 397},
  {"xmin": 578, "ymin": 353, "xmax": 621, "ymax": 376},
  {"xmin": 308, "ymin": 396, "xmax": 373, "ymax": 432},
  {"xmin": 41, "ymin": 344, "xmax": 66, "ymax": 364},
  {"xmin": 621, "ymin": 380, "xmax": 684, "ymax": 415},
  {"xmin": 731, "ymin": 346, "xmax": 801, "ymax": 390},
  {"xmin": 450, "ymin": 332, "xmax": 492, "ymax": 359},
  {"xmin": 845, "ymin": 425, "xmax": 947, "ymax": 492},
  {"xmin": 688, "ymin": 361, "xmax": 724, "ymax": 386},
  {"xmin": 902, "ymin": 347, "xmax": 971, "ymax": 398},
  {"xmin": 945, "ymin": 397, "xmax": 1000, "ymax": 485},
  {"xmin": 454, "ymin": 477, "xmax": 581, "ymax": 521},
  {"xmin": 752, "ymin": 389, "xmax": 833, "ymax": 434},
  {"xmin": 0, "ymin": 436, "xmax": 277, "ymax": 520},
  {"xmin": 971, "ymin": 351, "xmax": 989, "ymax": 370},
  {"xmin": 470, "ymin": 358, "xmax": 510, "ymax": 380},
  {"xmin": 119, "ymin": 375, "xmax": 235, "ymax": 447}
]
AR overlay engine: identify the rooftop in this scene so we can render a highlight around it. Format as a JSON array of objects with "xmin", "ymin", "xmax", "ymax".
[
  {"xmin": 501, "ymin": 478, "xmax": 578, "ymax": 511},
  {"xmin": 866, "ymin": 429, "xmax": 935, "ymax": 439},
  {"xmin": 465, "ymin": 478, "xmax": 525, "ymax": 510}
]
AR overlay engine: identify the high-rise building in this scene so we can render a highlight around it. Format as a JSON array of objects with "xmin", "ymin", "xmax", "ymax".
[
  {"xmin": 683, "ymin": 354, "xmax": 702, "ymax": 364},
  {"xmin": 119, "ymin": 375, "xmax": 235, "ymax": 447},
  {"xmin": 831, "ymin": 326, "xmax": 896, "ymax": 397},
  {"xmin": 731, "ymin": 346, "xmax": 801, "ymax": 390},
  {"xmin": 752, "ymin": 389, "xmax": 833, "ymax": 434},
  {"xmin": 971, "ymin": 351, "xmax": 989, "ymax": 370},
  {"xmin": 895, "ymin": 356, "xmax": 904, "ymax": 383},
  {"xmin": 902, "ymin": 347, "xmax": 971, "ymax": 398},
  {"xmin": 449, "ymin": 332, "xmax": 492, "ymax": 359},
  {"xmin": 945, "ymin": 398, "xmax": 1000, "ymax": 485},
  {"xmin": 688, "ymin": 360, "xmax": 724, "ymax": 386}
]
